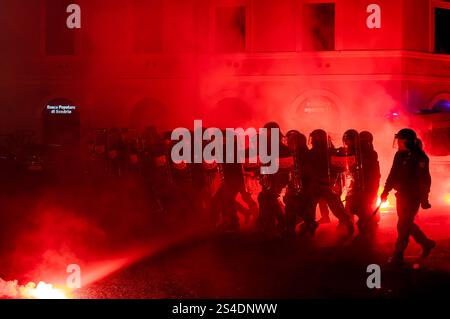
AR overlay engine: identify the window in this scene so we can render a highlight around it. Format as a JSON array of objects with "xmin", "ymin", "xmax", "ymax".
[
  {"xmin": 215, "ymin": 6, "xmax": 246, "ymax": 52},
  {"xmin": 133, "ymin": 0, "xmax": 163, "ymax": 53},
  {"xmin": 435, "ymin": 8, "xmax": 450, "ymax": 54},
  {"xmin": 45, "ymin": 0, "xmax": 75, "ymax": 55},
  {"xmin": 302, "ymin": 3, "xmax": 335, "ymax": 51}
]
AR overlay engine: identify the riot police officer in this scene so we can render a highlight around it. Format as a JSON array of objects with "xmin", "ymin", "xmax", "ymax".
[
  {"xmin": 210, "ymin": 130, "xmax": 246, "ymax": 231},
  {"xmin": 256, "ymin": 122, "xmax": 291, "ymax": 234},
  {"xmin": 283, "ymin": 130, "xmax": 316, "ymax": 238},
  {"xmin": 359, "ymin": 131, "xmax": 381, "ymax": 228},
  {"xmin": 333, "ymin": 129, "xmax": 370, "ymax": 234},
  {"xmin": 304, "ymin": 129, "xmax": 354, "ymax": 236},
  {"xmin": 380, "ymin": 128, "xmax": 435, "ymax": 264}
]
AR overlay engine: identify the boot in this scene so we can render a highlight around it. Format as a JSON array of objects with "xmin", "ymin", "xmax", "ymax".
[{"xmin": 420, "ymin": 239, "xmax": 436, "ymax": 258}]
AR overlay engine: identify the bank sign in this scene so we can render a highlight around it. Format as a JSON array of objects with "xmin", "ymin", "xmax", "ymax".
[{"xmin": 46, "ymin": 105, "xmax": 78, "ymax": 115}]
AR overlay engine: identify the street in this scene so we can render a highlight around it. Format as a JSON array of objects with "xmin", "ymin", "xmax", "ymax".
[
  {"xmin": 1, "ymin": 175, "xmax": 449, "ymax": 299},
  {"xmin": 75, "ymin": 206, "xmax": 450, "ymax": 299}
]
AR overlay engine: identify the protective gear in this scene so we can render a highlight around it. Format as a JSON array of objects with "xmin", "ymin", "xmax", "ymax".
[
  {"xmin": 395, "ymin": 128, "xmax": 417, "ymax": 140},
  {"xmin": 304, "ymin": 130, "xmax": 354, "ymax": 236},
  {"xmin": 421, "ymin": 200, "xmax": 432, "ymax": 210},
  {"xmin": 285, "ymin": 130, "xmax": 305, "ymax": 194},
  {"xmin": 212, "ymin": 132, "xmax": 258, "ymax": 231},
  {"xmin": 257, "ymin": 125, "xmax": 290, "ymax": 234},
  {"xmin": 382, "ymin": 132, "xmax": 434, "ymax": 260},
  {"xmin": 421, "ymin": 240, "xmax": 436, "ymax": 258},
  {"xmin": 264, "ymin": 122, "xmax": 281, "ymax": 130},
  {"xmin": 359, "ymin": 130, "xmax": 381, "ymax": 227},
  {"xmin": 330, "ymin": 130, "xmax": 364, "ymax": 234},
  {"xmin": 394, "ymin": 195, "xmax": 431, "ymax": 259},
  {"xmin": 332, "ymin": 129, "xmax": 363, "ymax": 197},
  {"xmin": 309, "ymin": 129, "xmax": 328, "ymax": 148},
  {"xmin": 286, "ymin": 130, "xmax": 307, "ymax": 151},
  {"xmin": 342, "ymin": 129, "xmax": 359, "ymax": 147},
  {"xmin": 359, "ymin": 131, "xmax": 374, "ymax": 144},
  {"xmin": 394, "ymin": 128, "xmax": 418, "ymax": 150},
  {"xmin": 283, "ymin": 130, "xmax": 312, "ymax": 238},
  {"xmin": 383, "ymin": 150, "xmax": 431, "ymax": 197},
  {"xmin": 264, "ymin": 122, "xmax": 284, "ymax": 138}
]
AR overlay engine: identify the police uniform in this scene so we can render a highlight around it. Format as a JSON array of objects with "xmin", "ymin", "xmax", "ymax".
[
  {"xmin": 283, "ymin": 131, "xmax": 315, "ymax": 238},
  {"xmin": 334, "ymin": 129, "xmax": 373, "ymax": 234},
  {"xmin": 211, "ymin": 161, "xmax": 245, "ymax": 231},
  {"xmin": 256, "ymin": 122, "xmax": 290, "ymax": 234},
  {"xmin": 257, "ymin": 143, "xmax": 291, "ymax": 234},
  {"xmin": 359, "ymin": 131, "xmax": 381, "ymax": 230},
  {"xmin": 304, "ymin": 130, "xmax": 354, "ymax": 235},
  {"xmin": 382, "ymin": 129, "xmax": 435, "ymax": 262}
]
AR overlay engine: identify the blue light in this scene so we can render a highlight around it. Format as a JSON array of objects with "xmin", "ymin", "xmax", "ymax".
[{"xmin": 433, "ymin": 100, "xmax": 450, "ymax": 112}]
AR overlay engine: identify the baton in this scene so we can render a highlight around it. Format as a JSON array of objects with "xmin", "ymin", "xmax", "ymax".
[{"xmin": 372, "ymin": 203, "xmax": 382, "ymax": 217}]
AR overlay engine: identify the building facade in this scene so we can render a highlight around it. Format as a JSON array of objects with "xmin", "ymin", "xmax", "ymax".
[{"xmin": 0, "ymin": 0, "xmax": 450, "ymax": 153}]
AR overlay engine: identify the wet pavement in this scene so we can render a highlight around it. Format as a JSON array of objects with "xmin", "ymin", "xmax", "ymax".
[
  {"xmin": 1, "ymin": 174, "xmax": 449, "ymax": 299},
  {"xmin": 75, "ymin": 206, "xmax": 450, "ymax": 299}
]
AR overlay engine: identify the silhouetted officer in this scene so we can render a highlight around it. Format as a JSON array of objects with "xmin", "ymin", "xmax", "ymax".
[
  {"xmin": 283, "ymin": 130, "xmax": 316, "ymax": 238},
  {"xmin": 257, "ymin": 122, "xmax": 290, "ymax": 234},
  {"xmin": 106, "ymin": 128, "xmax": 124, "ymax": 176},
  {"xmin": 162, "ymin": 131, "xmax": 193, "ymax": 223},
  {"xmin": 333, "ymin": 129, "xmax": 372, "ymax": 234},
  {"xmin": 304, "ymin": 129, "xmax": 354, "ymax": 236},
  {"xmin": 381, "ymin": 128, "xmax": 435, "ymax": 264},
  {"xmin": 210, "ymin": 130, "xmax": 247, "ymax": 231},
  {"xmin": 359, "ymin": 131, "xmax": 381, "ymax": 228}
]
